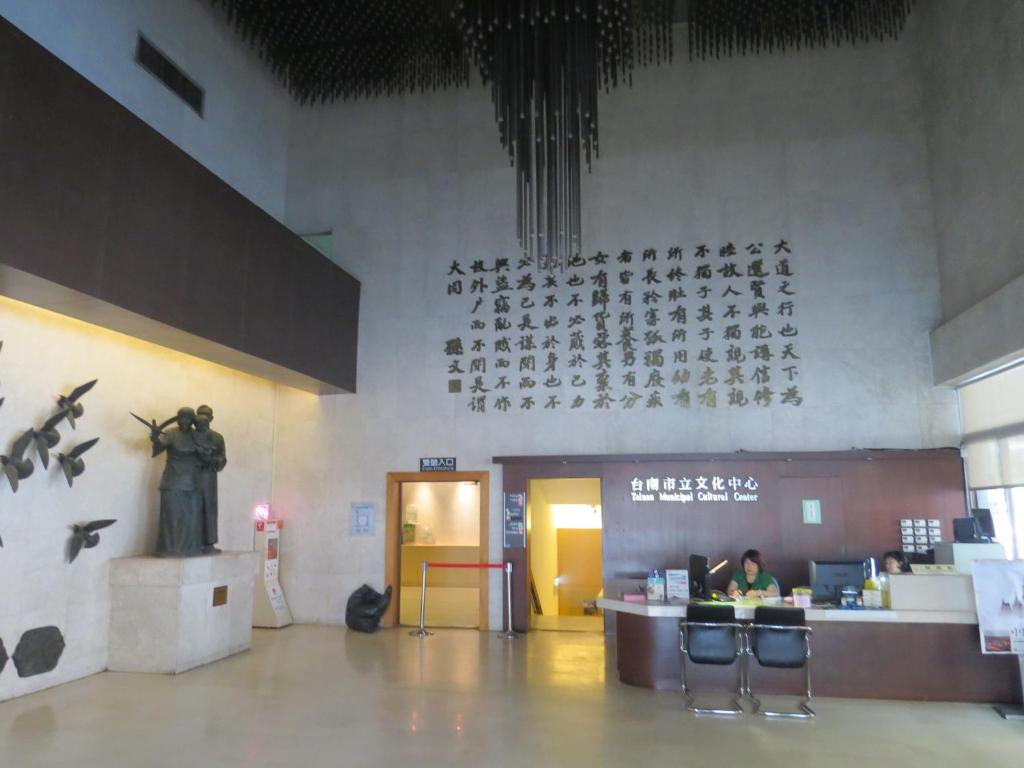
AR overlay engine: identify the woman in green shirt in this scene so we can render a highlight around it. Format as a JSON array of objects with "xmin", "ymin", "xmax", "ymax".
[{"xmin": 726, "ymin": 549, "xmax": 779, "ymax": 598}]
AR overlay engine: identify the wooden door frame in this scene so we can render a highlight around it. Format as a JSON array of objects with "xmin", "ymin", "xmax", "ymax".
[{"xmin": 383, "ymin": 471, "xmax": 490, "ymax": 629}]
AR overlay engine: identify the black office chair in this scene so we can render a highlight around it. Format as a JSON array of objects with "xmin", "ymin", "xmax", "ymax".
[
  {"xmin": 679, "ymin": 604, "xmax": 746, "ymax": 715},
  {"xmin": 746, "ymin": 606, "xmax": 814, "ymax": 718}
]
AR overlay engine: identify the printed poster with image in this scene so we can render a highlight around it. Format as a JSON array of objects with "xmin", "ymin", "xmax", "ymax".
[{"xmin": 971, "ymin": 559, "xmax": 1024, "ymax": 654}]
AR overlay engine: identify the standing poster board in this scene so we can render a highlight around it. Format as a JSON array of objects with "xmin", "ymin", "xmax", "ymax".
[
  {"xmin": 972, "ymin": 559, "xmax": 1024, "ymax": 654},
  {"xmin": 971, "ymin": 558, "xmax": 1024, "ymax": 720},
  {"xmin": 253, "ymin": 520, "xmax": 293, "ymax": 628}
]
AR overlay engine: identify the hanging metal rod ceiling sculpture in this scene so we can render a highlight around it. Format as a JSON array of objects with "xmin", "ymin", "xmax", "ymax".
[
  {"xmin": 453, "ymin": 1, "xmax": 675, "ymax": 271},
  {"xmin": 688, "ymin": 0, "xmax": 916, "ymax": 60},
  {"xmin": 215, "ymin": 1, "xmax": 915, "ymax": 270}
]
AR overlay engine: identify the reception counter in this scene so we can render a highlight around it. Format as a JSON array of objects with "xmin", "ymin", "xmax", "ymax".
[{"xmin": 598, "ymin": 597, "xmax": 1022, "ymax": 703}]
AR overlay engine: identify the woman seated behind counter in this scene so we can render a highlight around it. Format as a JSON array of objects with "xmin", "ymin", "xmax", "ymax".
[
  {"xmin": 883, "ymin": 550, "xmax": 911, "ymax": 574},
  {"xmin": 727, "ymin": 549, "xmax": 780, "ymax": 598}
]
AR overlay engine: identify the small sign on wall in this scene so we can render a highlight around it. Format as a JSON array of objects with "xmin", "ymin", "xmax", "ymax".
[
  {"xmin": 351, "ymin": 502, "xmax": 375, "ymax": 535},
  {"xmin": 802, "ymin": 499, "xmax": 822, "ymax": 525},
  {"xmin": 420, "ymin": 457, "xmax": 456, "ymax": 472},
  {"xmin": 503, "ymin": 492, "xmax": 526, "ymax": 548}
]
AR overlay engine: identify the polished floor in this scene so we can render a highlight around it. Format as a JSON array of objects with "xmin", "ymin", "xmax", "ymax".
[
  {"xmin": 2, "ymin": 626, "xmax": 1022, "ymax": 767},
  {"xmin": 530, "ymin": 613, "xmax": 604, "ymax": 632}
]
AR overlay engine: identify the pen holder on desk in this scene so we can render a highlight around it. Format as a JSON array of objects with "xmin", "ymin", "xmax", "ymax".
[{"xmin": 792, "ymin": 587, "xmax": 812, "ymax": 608}]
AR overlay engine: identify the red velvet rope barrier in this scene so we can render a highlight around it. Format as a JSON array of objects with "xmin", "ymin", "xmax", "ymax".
[{"xmin": 425, "ymin": 562, "xmax": 505, "ymax": 569}]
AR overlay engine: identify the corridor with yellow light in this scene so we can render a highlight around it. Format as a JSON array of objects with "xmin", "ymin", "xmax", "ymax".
[{"xmin": 528, "ymin": 478, "xmax": 605, "ymax": 633}]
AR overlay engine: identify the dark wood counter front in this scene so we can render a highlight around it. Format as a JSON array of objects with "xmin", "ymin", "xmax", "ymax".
[{"xmin": 614, "ymin": 611, "xmax": 1022, "ymax": 703}]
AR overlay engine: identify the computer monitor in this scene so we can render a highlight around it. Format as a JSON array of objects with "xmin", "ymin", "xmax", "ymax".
[
  {"xmin": 971, "ymin": 508, "xmax": 996, "ymax": 541},
  {"xmin": 809, "ymin": 559, "xmax": 865, "ymax": 602},
  {"xmin": 953, "ymin": 517, "xmax": 977, "ymax": 543},
  {"xmin": 908, "ymin": 549, "xmax": 935, "ymax": 565},
  {"xmin": 689, "ymin": 554, "xmax": 709, "ymax": 599}
]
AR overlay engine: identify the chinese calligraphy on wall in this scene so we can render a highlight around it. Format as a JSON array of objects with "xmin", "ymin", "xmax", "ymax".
[{"xmin": 443, "ymin": 241, "xmax": 802, "ymax": 413}]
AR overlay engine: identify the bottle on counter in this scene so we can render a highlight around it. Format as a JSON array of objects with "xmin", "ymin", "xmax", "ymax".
[
  {"xmin": 878, "ymin": 571, "xmax": 891, "ymax": 608},
  {"xmin": 862, "ymin": 557, "xmax": 883, "ymax": 609}
]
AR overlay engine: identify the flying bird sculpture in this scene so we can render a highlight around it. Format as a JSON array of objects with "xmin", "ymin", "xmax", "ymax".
[
  {"xmin": 67, "ymin": 519, "xmax": 117, "ymax": 563},
  {"xmin": 1, "ymin": 430, "xmax": 35, "ymax": 492},
  {"xmin": 57, "ymin": 379, "xmax": 97, "ymax": 429},
  {"xmin": 30, "ymin": 409, "xmax": 69, "ymax": 470},
  {"xmin": 54, "ymin": 437, "xmax": 100, "ymax": 488},
  {"xmin": 130, "ymin": 412, "xmax": 177, "ymax": 456}
]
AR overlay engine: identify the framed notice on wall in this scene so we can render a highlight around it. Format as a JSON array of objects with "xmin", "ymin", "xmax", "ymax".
[
  {"xmin": 503, "ymin": 492, "xmax": 526, "ymax": 549},
  {"xmin": 972, "ymin": 559, "xmax": 1024, "ymax": 654}
]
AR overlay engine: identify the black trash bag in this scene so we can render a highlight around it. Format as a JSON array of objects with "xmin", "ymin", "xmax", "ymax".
[{"xmin": 345, "ymin": 584, "xmax": 392, "ymax": 633}]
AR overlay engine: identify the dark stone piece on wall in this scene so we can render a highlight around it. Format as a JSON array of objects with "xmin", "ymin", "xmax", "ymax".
[
  {"xmin": 0, "ymin": 637, "xmax": 7, "ymax": 675},
  {"xmin": 12, "ymin": 626, "xmax": 65, "ymax": 678}
]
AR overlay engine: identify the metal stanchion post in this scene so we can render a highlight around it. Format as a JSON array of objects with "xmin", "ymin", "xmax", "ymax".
[
  {"xmin": 498, "ymin": 561, "xmax": 521, "ymax": 639},
  {"xmin": 409, "ymin": 561, "xmax": 433, "ymax": 637}
]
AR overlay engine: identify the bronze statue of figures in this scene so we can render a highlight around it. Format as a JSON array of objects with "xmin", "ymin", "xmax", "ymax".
[
  {"xmin": 193, "ymin": 405, "xmax": 226, "ymax": 555},
  {"xmin": 143, "ymin": 405, "xmax": 227, "ymax": 557}
]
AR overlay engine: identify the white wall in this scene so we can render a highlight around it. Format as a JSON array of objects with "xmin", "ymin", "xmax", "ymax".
[
  {"xmin": 918, "ymin": 0, "xmax": 1024, "ymax": 323},
  {"xmin": 0, "ymin": 297, "xmax": 277, "ymax": 701},
  {"xmin": 918, "ymin": 0, "xmax": 1024, "ymax": 382},
  {"xmin": 0, "ymin": 0, "xmax": 293, "ymax": 220},
  {"xmin": 277, "ymin": 21, "xmax": 960, "ymax": 628}
]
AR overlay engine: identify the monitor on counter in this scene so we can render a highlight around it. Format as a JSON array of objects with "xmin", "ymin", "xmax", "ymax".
[
  {"xmin": 689, "ymin": 554, "xmax": 709, "ymax": 600},
  {"xmin": 953, "ymin": 517, "xmax": 977, "ymax": 543},
  {"xmin": 809, "ymin": 559, "xmax": 865, "ymax": 602},
  {"xmin": 971, "ymin": 508, "xmax": 996, "ymax": 541}
]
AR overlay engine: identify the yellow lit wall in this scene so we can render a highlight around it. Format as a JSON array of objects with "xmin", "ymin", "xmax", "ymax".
[
  {"xmin": 401, "ymin": 481, "xmax": 479, "ymax": 545},
  {"xmin": 528, "ymin": 480, "xmax": 558, "ymax": 616},
  {"xmin": 0, "ymin": 296, "xmax": 286, "ymax": 701},
  {"xmin": 528, "ymin": 478, "xmax": 602, "ymax": 618},
  {"xmin": 397, "ymin": 481, "xmax": 481, "ymax": 627}
]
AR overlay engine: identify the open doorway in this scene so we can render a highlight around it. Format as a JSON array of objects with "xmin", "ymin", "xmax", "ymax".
[
  {"xmin": 383, "ymin": 471, "xmax": 489, "ymax": 630},
  {"xmin": 527, "ymin": 478, "xmax": 603, "ymax": 632}
]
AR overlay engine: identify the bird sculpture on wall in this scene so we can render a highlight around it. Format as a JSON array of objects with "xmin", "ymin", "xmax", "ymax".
[
  {"xmin": 54, "ymin": 437, "xmax": 99, "ymax": 488},
  {"xmin": 1, "ymin": 430, "xmax": 35, "ymax": 492},
  {"xmin": 56, "ymin": 379, "xmax": 97, "ymax": 429},
  {"xmin": 67, "ymin": 519, "xmax": 117, "ymax": 563},
  {"xmin": 129, "ymin": 412, "xmax": 177, "ymax": 456},
  {"xmin": 29, "ymin": 409, "xmax": 70, "ymax": 470}
]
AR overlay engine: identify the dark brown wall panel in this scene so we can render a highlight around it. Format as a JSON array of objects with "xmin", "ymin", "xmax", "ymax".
[
  {"xmin": 0, "ymin": 18, "xmax": 358, "ymax": 393},
  {"xmin": 100, "ymin": 113, "xmax": 192, "ymax": 329},
  {"xmin": 615, "ymin": 613, "xmax": 1021, "ymax": 702},
  {"xmin": 243, "ymin": 222, "xmax": 297, "ymax": 366},
  {"xmin": 0, "ymin": 23, "xmax": 114, "ymax": 297},
  {"xmin": 178, "ymin": 176, "xmax": 253, "ymax": 351}
]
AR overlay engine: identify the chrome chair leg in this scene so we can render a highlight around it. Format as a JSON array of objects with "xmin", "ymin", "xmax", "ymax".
[
  {"xmin": 680, "ymin": 631, "xmax": 743, "ymax": 715},
  {"xmin": 754, "ymin": 657, "xmax": 815, "ymax": 719}
]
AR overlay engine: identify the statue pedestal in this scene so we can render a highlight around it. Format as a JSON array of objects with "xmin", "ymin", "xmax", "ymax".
[{"xmin": 108, "ymin": 551, "xmax": 260, "ymax": 674}]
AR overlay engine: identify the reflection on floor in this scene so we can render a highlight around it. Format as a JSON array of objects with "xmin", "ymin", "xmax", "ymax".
[
  {"xmin": 531, "ymin": 614, "xmax": 604, "ymax": 632},
  {"xmin": 1, "ymin": 626, "xmax": 1022, "ymax": 768}
]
